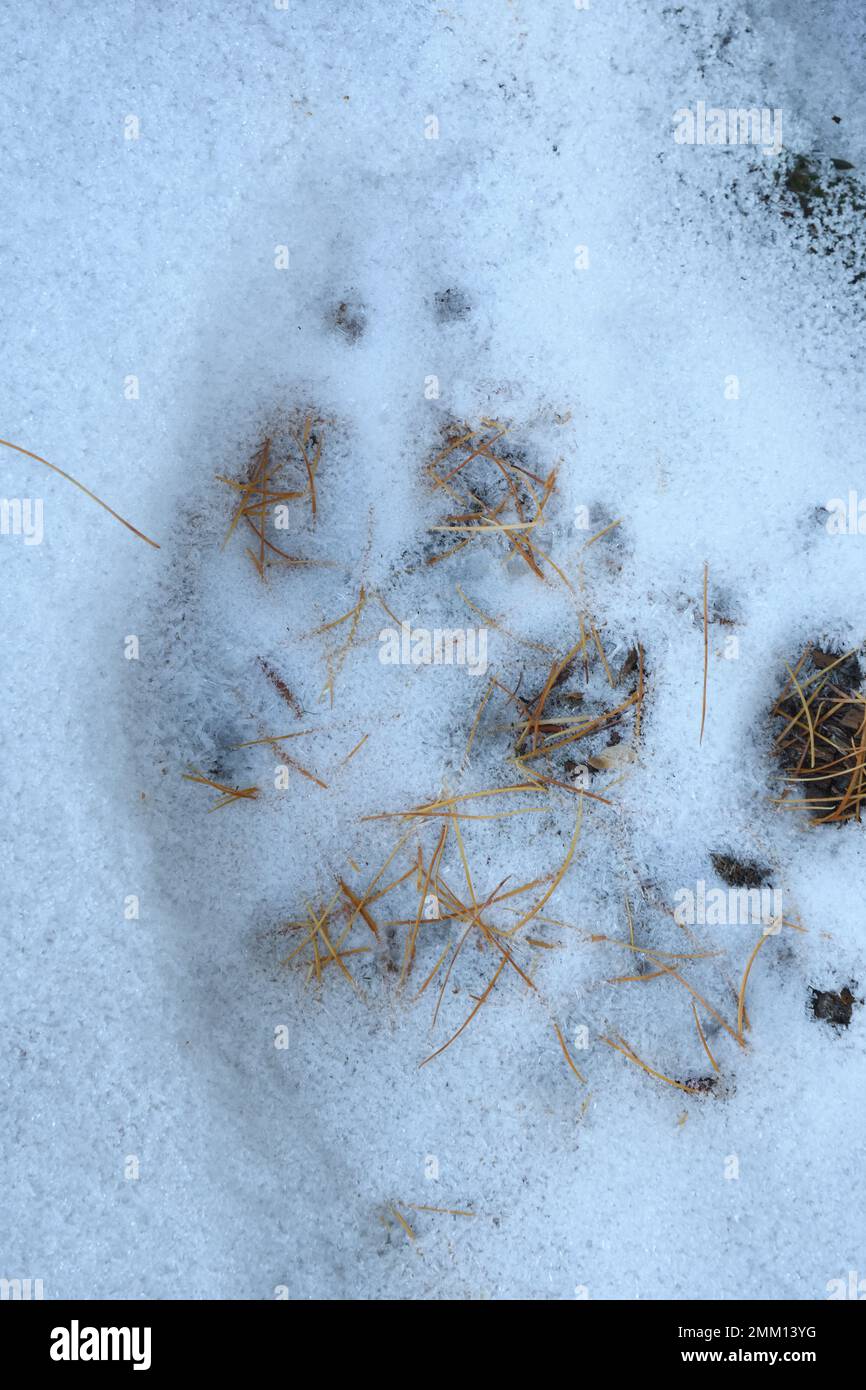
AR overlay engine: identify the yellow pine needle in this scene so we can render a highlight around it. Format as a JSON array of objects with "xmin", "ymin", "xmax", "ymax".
[
  {"xmin": 295, "ymin": 899, "xmax": 361, "ymax": 993},
  {"xmin": 315, "ymin": 929, "xmax": 357, "ymax": 988},
  {"xmin": 783, "ymin": 661, "xmax": 817, "ymax": 768},
  {"xmin": 602, "ymin": 1035, "xmax": 700, "ymax": 1095},
  {"xmin": 366, "ymin": 864, "xmax": 421, "ymax": 905},
  {"xmin": 382, "ymin": 808, "xmax": 548, "ymax": 822},
  {"xmin": 318, "ymin": 946, "xmax": 371, "ymax": 970},
  {"xmin": 430, "ymin": 519, "xmax": 545, "ymax": 535},
  {"xmin": 363, "ymin": 783, "xmax": 552, "ymax": 821},
  {"xmin": 429, "ymin": 429, "xmax": 508, "ymax": 488},
  {"xmin": 518, "ymin": 690, "xmax": 638, "ymax": 761},
  {"xmin": 427, "ymin": 538, "xmax": 471, "ymax": 565},
  {"xmin": 223, "ymin": 441, "xmax": 268, "ymax": 549},
  {"xmin": 509, "ymin": 767, "xmax": 613, "ymax": 807},
  {"xmin": 610, "ymin": 969, "xmax": 670, "ymax": 983},
  {"xmin": 388, "ymin": 1206, "xmax": 416, "ymax": 1241},
  {"xmin": 429, "ymin": 876, "xmax": 513, "ymax": 1028},
  {"xmin": 230, "ymin": 730, "xmax": 320, "ymax": 749},
  {"xmin": 772, "ymin": 649, "xmax": 855, "ymax": 746},
  {"xmin": 500, "ymin": 798, "xmax": 583, "ymax": 936},
  {"xmin": 275, "ymin": 750, "xmax": 328, "ymax": 789},
  {"xmin": 420, "ymin": 955, "xmax": 508, "ymax": 1067},
  {"xmin": 455, "ymin": 583, "xmax": 555, "ymax": 655},
  {"xmin": 293, "ymin": 416, "xmax": 320, "ymax": 519},
  {"xmin": 0, "ymin": 436, "xmax": 160, "ymax": 548},
  {"xmin": 400, "ymin": 823, "xmax": 448, "ymax": 985},
  {"xmin": 451, "ymin": 812, "xmax": 476, "ymax": 908},
  {"xmin": 318, "ymin": 587, "xmax": 367, "ymax": 703},
  {"xmin": 341, "ymin": 827, "xmax": 416, "ymax": 937},
  {"xmin": 553, "ymin": 1021, "xmax": 586, "ymax": 1083},
  {"xmin": 637, "ymin": 955, "xmax": 744, "ymax": 1050},
  {"xmin": 407, "ymin": 1205, "xmax": 474, "ymax": 1217},
  {"xmin": 338, "ymin": 732, "xmax": 369, "ymax": 767},
  {"xmin": 312, "ymin": 591, "xmax": 366, "ymax": 635},
  {"xmin": 591, "ymin": 935, "xmax": 721, "ymax": 962},
  {"xmin": 369, "ymin": 589, "xmax": 403, "ymax": 627},
  {"xmin": 183, "ymin": 769, "xmax": 259, "ymax": 810},
  {"xmin": 338, "ymin": 879, "xmax": 379, "ymax": 938},
  {"xmin": 462, "ymin": 674, "xmax": 496, "ymax": 767},
  {"xmin": 692, "ymin": 1002, "xmax": 720, "ymax": 1075},
  {"xmin": 525, "ymin": 536, "xmax": 576, "ymax": 594},
  {"xmin": 737, "ymin": 931, "xmax": 771, "ymax": 1041},
  {"xmin": 310, "ymin": 930, "xmax": 321, "ymax": 986},
  {"xmin": 584, "ymin": 517, "xmax": 622, "ymax": 548},
  {"xmin": 625, "ymin": 894, "xmax": 635, "ymax": 948},
  {"xmin": 517, "ymin": 638, "xmax": 587, "ymax": 754},
  {"xmin": 412, "ymin": 940, "xmax": 453, "ymax": 1001},
  {"xmin": 590, "ymin": 621, "xmax": 615, "ymax": 688}
]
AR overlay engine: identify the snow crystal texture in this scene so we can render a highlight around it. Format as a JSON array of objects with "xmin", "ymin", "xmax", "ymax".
[{"xmin": 2, "ymin": 0, "xmax": 866, "ymax": 1300}]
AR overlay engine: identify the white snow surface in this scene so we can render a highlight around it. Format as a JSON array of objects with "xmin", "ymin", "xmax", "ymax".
[{"xmin": 2, "ymin": 0, "xmax": 866, "ymax": 1299}]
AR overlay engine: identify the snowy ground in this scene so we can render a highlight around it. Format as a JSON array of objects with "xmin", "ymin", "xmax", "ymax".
[{"xmin": 2, "ymin": 0, "xmax": 866, "ymax": 1300}]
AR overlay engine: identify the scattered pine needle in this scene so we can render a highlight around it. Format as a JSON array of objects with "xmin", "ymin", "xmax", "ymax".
[
  {"xmin": 338, "ymin": 732, "xmax": 369, "ymax": 767},
  {"xmin": 584, "ymin": 517, "xmax": 622, "ymax": 549},
  {"xmin": 692, "ymin": 1002, "xmax": 720, "ymax": 1075},
  {"xmin": 420, "ymin": 955, "xmax": 508, "ymax": 1067},
  {"xmin": 389, "ymin": 1206, "xmax": 416, "ymax": 1241},
  {"xmin": 0, "ymin": 436, "xmax": 160, "ymax": 548},
  {"xmin": 504, "ymin": 799, "xmax": 583, "ymax": 935},
  {"xmin": 278, "ymin": 752, "xmax": 328, "ymax": 789},
  {"xmin": 784, "ymin": 661, "xmax": 817, "ymax": 769},
  {"xmin": 737, "ymin": 931, "xmax": 771, "ymax": 1042},
  {"xmin": 231, "ymin": 729, "xmax": 320, "ymax": 749},
  {"xmin": 601, "ymin": 1035, "xmax": 701, "ymax": 1095},
  {"xmin": 183, "ymin": 769, "xmax": 259, "ymax": 811},
  {"xmin": 462, "ymin": 674, "xmax": 496, "ymax": 768},
  {"xmin": 338, "ymin": 878, "xmax": 380, "ymax": 938},
  {"xmin": 407, "ymin": 1204, "xmax": 475, "ymax": 1217},
  {"xmin": 553, "ymin": 1020, "xmax": 586, "ymax": 1084}
]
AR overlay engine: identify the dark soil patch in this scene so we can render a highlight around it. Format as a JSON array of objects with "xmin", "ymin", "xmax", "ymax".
[
  {"xmin": 811, "ymin": 985, "xmax": 859, "ymax": 1029},
  {"xmin": 771, "ymin": 644, "xmax": 865, "ymax": 823},
  {"xmin": 330, "ymin": 299, "xmax": 366, "ymax": 343},
  {"xmin": 710, "ymin": 852, "xmax": 771, "ymax": 889},
  {"xmin": 434, "ymin": 287, "xmax": 471, "ymax": 323}
]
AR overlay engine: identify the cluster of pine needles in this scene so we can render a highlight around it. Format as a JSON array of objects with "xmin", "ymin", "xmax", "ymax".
[
  {"xmin": 218, "ymin": 414, "xmax": 326, "ymax": 578},
  {"xmin": 202, "ymin": 420, "xmax": 711, "ymax": 1095},
  {"xmin": 278, "ymin": 786, "xmax": 588, "ymax": 1080},
  {"xmin": 772, "ymin": 645, "xmax": 866, "ymax": 823},
  {"xmin": 275, "ymin": 615, "xmax": 651, "ymax": 1087},
  {"xmin": 424, "ymin": 420, "xmax": 572, "ymax": 589},
  {"xmin": 191, "ymin": 418, "xmax": 808, "ymax": 1099},
  {"xmin": 0, "ymin": 426, "xmax": 827, "ymax": 1103},
  {"xmin": 591, "ymin": 873, "xmax": 806, "ymax": 1097}
]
